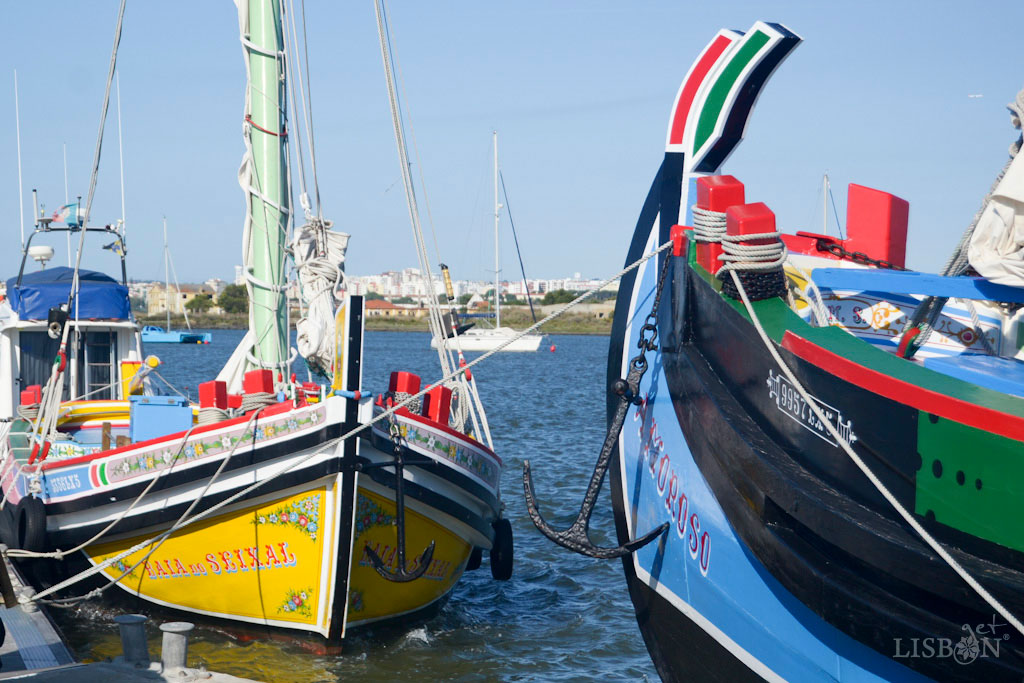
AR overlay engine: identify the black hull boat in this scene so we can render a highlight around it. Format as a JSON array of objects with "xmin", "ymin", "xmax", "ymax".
[{"xmin": 526, "ymin": 20, "xmax": 1024, "ymax": 682}]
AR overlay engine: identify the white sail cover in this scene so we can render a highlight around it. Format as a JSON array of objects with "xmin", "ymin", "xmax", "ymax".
[
  {"xmin": 292, "ymin": 221, "xmax": 349, "ymax": 376},
  {"xmin": 968, "ymin": 151, "xmax": 1024, "ymax": 286}
]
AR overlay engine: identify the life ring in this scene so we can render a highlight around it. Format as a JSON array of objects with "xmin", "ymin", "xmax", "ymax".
[
  {"xmin": 490, "ymin": 517, "xmax": 514, "ymax": 581},
  {"xmin": 14, "ymin": 497, "xmax": 46, "ymax": 553}
]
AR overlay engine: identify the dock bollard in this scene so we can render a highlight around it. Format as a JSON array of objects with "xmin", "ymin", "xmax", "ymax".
[
  {"xmin": 113, "ymin": 614, "xmax": 150, "ymax": 666},
  {"xmin": 160, "ymin": 621, "xmax": 195, "ymax": 673}
]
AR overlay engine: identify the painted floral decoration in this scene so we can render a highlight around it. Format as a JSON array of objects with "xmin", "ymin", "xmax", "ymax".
[
  {"xmin": 354, "ymin": 494, "xmax": 394, "ymax": 536},
  {"xmin": 278, "ymin": 587, "xmax": 314, "ymax": 617},
  {"xmin": 253, "ymin": 493, "xmax": 322, "ymax": 541}
]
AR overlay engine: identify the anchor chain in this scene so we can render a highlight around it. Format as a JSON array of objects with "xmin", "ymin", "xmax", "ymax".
[
  {"xmin": 523, "ymin": 254, "xmax": 672, "ymax": 558},
  {"xmin": 364, "ymin": 420, "xmax": 435, "ymax": 582}
]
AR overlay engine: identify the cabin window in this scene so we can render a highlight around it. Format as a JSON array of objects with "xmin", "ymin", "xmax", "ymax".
[
  {"xmin": 18, "ymin": 331, "xmax": 70, "ymax": 396},
  {"xmin": 17, "ymin": 330, "xmax": 118, "ymax": 401}
]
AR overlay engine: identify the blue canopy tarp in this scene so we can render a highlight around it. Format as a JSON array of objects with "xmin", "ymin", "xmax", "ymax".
[{"xmin": 6, "ymin": 267, "xmax": 130, "ymax": 320}]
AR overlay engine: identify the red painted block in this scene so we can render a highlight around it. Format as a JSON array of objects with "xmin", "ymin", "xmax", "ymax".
[
  {"xmin": 388, "ymin": 371, "xmax": 421, "ymax": 396},
  {"xmin": 243, "ymin": 369, "xmax": 274, "ymax": 395},
  {"xmin": 696, "ymin": 175, "xmax": 746, "ymax": 271},
  {"xmin": 670, "ymin": 224, "xmax": 689, "ymax": 258},
  {"xmin": 227, "ymin": 394, "xmax": 243, "ymax": 410},
  {"xmin": 199, "ymin": 380, "xmax": 227, "ymax": 410},
  {"xmin": 20, "ymin": 384, "xmax": 42, "ymax": 406},
  {"xmin": 421, "ymin": 385, "xmax": 453, "ymax": 425},
  {"xmin": 726, "ymin": 202, "xmax": 776, "ymax": 243},
  {"xmin": 845, "ymin": 184, "xmax": 909, "ymax": 268}
]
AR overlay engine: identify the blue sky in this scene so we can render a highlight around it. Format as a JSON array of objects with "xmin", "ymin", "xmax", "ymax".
[{"xmin": 3, "ymin": 1, "xmax": 1024, "ymax": 284}]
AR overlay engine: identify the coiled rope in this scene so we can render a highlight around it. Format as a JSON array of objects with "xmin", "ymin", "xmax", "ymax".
[{"xmin": 691, "ymin": 206, "xmax": 727, "ymax": 244}]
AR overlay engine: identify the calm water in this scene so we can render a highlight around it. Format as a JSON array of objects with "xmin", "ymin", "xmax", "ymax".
[{"xmin": 51, "ymin": 330, "xmax": 656, "ymax": 681}]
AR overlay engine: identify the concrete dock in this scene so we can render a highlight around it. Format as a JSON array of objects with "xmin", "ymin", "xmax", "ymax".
[{"xmin": 0, "ymin": 551, "xmax": 257, "ymax": 682}]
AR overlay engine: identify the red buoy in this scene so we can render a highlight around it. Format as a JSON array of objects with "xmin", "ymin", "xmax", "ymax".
[{"xmin": 549, "ymin": 345, "xmax": 556, "ymax": 352}]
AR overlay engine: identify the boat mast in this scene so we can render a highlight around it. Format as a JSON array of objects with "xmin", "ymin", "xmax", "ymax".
[
  {"xmin": 822, "ymin": 172, "xmax": 829, "ymax": 237},
  {"xmin": 241, "ymin": 0, "xmax": 290, "ymax": 376},
  {"xmin": 14, "ymin": 70, "xmax": 25, "ymax": 253},
  {"xmin": 163, "ymin": 217, "xmax": 171, "ymax": 330},
  {"xmin": 493, "ymin": 130, "xmax": 500, "ymax": 329}
]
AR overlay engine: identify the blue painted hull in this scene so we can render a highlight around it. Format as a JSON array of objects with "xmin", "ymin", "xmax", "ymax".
[
  {"xmin": 603, "ymin": 158, "xmax": 1024, "ymax": 681},
  {"xmin": 141, "ymin": 330, "xmax": 211, "ymax": 344}
]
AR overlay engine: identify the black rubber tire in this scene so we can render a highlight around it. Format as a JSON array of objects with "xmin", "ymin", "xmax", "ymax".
[
  {"xmin": 14, "ymin": 496, "xmax": 46, "ymax": 552},
  {"xmin": 490, "ymin": 518, "xmax": 513, "ymax": 581},
  {"xmin": 466, "ymin": 546, "xmax": 482, "ymax": 571},
  {"xmin": 0, "ymin": 504, "xmax": 17, "ymax": 548}
]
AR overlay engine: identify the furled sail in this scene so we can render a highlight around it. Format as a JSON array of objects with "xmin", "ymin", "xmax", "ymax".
[
  {"xmin": 968, "ymin": 94, "xmax": 1024, "ymax": 286},
  {"xmin": 292, "ymin": 220, "xmax": 349, "ymax": 376}
]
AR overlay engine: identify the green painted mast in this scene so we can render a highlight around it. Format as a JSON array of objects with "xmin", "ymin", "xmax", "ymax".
[{"xmin": 239, "ymin": 0, "xmax": 289, "ymax": 377}]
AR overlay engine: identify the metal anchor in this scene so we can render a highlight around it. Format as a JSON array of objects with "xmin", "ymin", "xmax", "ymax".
[
  {"xmin": 364, "ymin": 424, "xmax": 435, "ymax": 582},
  {"xmin": 524, "ymin": 257, "xmax": 671, "ymax": 560},
  {"xmin": 523, "ymin": 351, "xmax": 668, "ymax": 559}
]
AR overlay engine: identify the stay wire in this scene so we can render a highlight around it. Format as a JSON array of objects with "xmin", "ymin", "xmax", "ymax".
[{"xmin": 499, "ymin": 171, "xmax": 537, "ymax": 323}]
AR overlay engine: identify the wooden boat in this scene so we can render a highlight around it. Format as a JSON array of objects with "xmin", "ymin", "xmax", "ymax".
[
  {"xmin": 0, "ymin": 0, "xmax": 511, "ymax": 645},
  {"xmin": 526, "ymin": 20, "xmax": 1024, "ymax": 681}
]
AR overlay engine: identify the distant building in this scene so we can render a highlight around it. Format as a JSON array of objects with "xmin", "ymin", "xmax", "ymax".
[
  {"xmin": 146, "ymin": 284, "xmax": 218, "ymax": 316},
  {"xmin": 364, "ymin": 299, "xmax": 426, "ymax": 318},
  {"xmin": 234, "ymin": 265, "xmax": 245, "ymax": 286}
]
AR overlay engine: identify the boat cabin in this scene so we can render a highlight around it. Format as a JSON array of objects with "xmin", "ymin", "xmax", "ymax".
[{"xmin": 0, "ymin": 265, "xmax": 142, "ymax": 420}]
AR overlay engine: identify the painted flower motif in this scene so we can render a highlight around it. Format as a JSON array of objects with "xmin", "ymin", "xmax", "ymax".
[
  {"xmin": 298, "ymin": 515, "xmax": 308, "ymax": 527},
  {"xmin": 255, "ymin": 428, "xmax": 266, "ymax": 441},
  {"xmin": 269, "ymin": 514, "xmax": 278, "ymax": 523},
  {"xmin": 307, "ymin": 522, "xmax": 317, "ymax": 533},
  {"xmin": 184, "ymin": 445, "xmax": 196, "ymax": 458},
  {"xmin": 221, "ymin": 436, "xmax": 232, "ymax": 450},
  {"xmin": 278, "ymin": 587, "xmax": 314, "ymax": 616},
  {"xmin": 258, "ymin": 515, "xmax": 266, "ymax": 524},
  {"xmin": 310, "ymin": 412, "xmax": 319, "ymax": 424},
  {"xmin": 287, "ymin": 419, "xmax": 298, "ymax": 431},
  {"xmin": 195, "ymin": 443, "xmax": 205, "ymax": 456},
  {"xmin": 120, "ymin": 462, "xmax": 131, "ymax": 475},
  {"xmin": 289, "ymin": 512, "xmax": 298, "ymax": 523},
  {"xmin": 146, "ymin": 457, "xmax": 155, "ymax": 469}
]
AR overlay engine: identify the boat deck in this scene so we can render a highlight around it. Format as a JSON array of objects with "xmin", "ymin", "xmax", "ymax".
[{"xmin": 0, "ymin": 552, "xmax": 74, "ymax": 673}]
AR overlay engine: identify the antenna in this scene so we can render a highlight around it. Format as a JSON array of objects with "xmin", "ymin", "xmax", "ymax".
[
  {"xmin": 116, "ymin": 72, "xmax": 126, "ymax": 240},
  {"xmin": 14, "ymin": 70, "xmax": 25, "ymax": 251},
  {"xmin": 64, "ymin": 142, "xmax": 71, "ymax": 265}
]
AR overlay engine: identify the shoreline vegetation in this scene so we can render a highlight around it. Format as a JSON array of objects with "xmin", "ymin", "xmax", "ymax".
[{"xmin": 139, "ymin": 307, "xmax": 614, "ymax": 335}]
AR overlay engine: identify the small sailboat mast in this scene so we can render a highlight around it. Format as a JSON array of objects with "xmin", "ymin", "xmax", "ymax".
[{"xmin": 493, "ymin": 130, "xmax": 501, "ymax": 330}]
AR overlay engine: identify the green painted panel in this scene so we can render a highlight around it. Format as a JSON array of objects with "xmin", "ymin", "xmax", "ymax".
[
  {"xmin": 916, "ymin": 414, "xmax": 1024, "ymax": 552},
  {"xmin": 692, "ymin": 31, "xmax": 770, "ymax": 154},
  {"xmin": 246, "ymin": 0, "xmax": 289, "ymax": 372}
]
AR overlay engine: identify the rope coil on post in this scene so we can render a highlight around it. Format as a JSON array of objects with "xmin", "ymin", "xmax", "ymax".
[
  {"xmin": 691, "ymin": 206, "xmax": 727, "ymax": 243},
  {"xmin": 717, "ymin": 230, "xmax": 788, "ymax": 301}
]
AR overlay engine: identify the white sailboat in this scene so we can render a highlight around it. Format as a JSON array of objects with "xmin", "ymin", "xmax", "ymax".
[{"xmin": 433, "ymin": 132, "xmax": 543, "ymax": 353}]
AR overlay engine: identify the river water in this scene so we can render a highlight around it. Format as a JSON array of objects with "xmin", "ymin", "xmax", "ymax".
[{"xmin": 49, "ymin": 329, "xmax": 657, "ymax": 682}]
